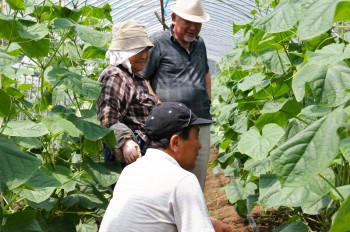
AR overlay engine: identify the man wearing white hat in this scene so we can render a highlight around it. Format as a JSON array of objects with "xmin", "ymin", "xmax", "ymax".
[{"xmin": 140, "ymin": 0, "xmax": 212, "ymax": 191}]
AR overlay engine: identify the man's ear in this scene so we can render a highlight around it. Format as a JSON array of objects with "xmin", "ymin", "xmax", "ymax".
[
  {"xmin": 171, "ymin": 13, "xmax": 176, "ymax": 23},
  {"xmin": 169, "ymin": 134, "xmax": 180, "ymax": 153}
]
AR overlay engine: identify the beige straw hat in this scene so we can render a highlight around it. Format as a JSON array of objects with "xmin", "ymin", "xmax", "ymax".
[
  {"xmin": 171, "ymin": 0, "xmax": 210, "ymax": 23},
  {"xmin": 109, "ymin": 20, "xmax": 153, "ymax": 51}
]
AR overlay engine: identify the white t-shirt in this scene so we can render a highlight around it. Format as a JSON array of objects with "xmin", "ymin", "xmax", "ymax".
[{"xmin": 99, "ymin": 148, "xmax": 214, "ymax": 232}]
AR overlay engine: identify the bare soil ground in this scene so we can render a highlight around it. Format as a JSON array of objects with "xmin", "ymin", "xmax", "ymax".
[{"xmin": 204, "ymin": 150, "xmax": 284, "ymax": 232}]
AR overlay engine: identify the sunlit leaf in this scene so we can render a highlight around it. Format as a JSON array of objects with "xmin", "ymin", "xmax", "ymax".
[
  {"xmin": 3, "ymin": 120, "xmax": 49, "ymax": 137},
  {"xmin": 271, "ymin": 107, "xmax": 345, "ymax": 187},
  {"xmin": 16, "ymin": 21, "xmax": 49, "ymax": 40},
  {"xmin": 6, "ymin": 0, "xmax": 26, "ymax": 10},
  {"xmin": 238, "ymin": 123, "xmax": 284, "ymax": 160},
  {"xmin": 0, "ymin": 50, "xmax": 20, "ymax": 74},
  {"xmin": 42, "ymin": 114, "xmax": 80, "ymax": 137},
  {"xmin": 307, "ymin": 43, "xmax": 350, "ymax": 65},
  {"xmin": 256, "ymin": 98, "xmax": 302, "ymax": 129},
  {"xmin": 237, "ymin": 73, "xmax": 265, "ymax": 92},
  {"xmin": 19, "ymin": 170, "xmax": 61, "ymax": 203},
  {"xmin": 259, "ymin": 49, "xmax": 290, "ymax": 74},
  {"xmin": 293, "ymin": 61, "xmax": 350, "ymax": 107},
  {"xmin": 224, "ymin": 179, "xmax": 257, "ymax": 204},
  {"xmin": 259, "ymin": 169, "xmax": 334, "ymax": 214},
  {"xmin": 297, "ymin": 0, "xmax": 338, "ymax": 40},
  {"xmin": 334, "ymin": 1, "xmax": 350, "ymax": 22},
  {"xmin": 75, "ymin": 24, "xmax": 107, "ymax": 47},
  {"xmin": 253, "ymin": 0, "xmax": 301, "ymax": 33}
]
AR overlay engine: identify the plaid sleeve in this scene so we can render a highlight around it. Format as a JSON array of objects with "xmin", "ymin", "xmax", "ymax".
[{"xmin": 97, "ymin": 67, "xmax": 135, "ymax": 128}]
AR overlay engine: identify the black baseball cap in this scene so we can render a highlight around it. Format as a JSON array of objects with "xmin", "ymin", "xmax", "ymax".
[{"xmin": 145, "ymin": 102, "xmax": 213, "ymax": 140}]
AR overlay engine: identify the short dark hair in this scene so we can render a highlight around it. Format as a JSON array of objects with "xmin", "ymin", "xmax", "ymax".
[{"xmin": 146, "ymin": 126, "xmax": 192, "ymax": 150}]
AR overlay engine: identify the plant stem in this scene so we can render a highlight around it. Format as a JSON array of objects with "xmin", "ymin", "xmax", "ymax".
[{"xmin": 319, "ymin": 173, "xmax": 344, "ymax": 201}]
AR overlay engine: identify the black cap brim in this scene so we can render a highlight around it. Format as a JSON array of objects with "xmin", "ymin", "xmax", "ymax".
[{"xmin": 190, "ymin": 117, "xmax": 213, "ymax": 126}]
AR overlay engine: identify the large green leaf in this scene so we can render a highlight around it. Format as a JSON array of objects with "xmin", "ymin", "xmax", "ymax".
[
  {"xmin": 30, "ymin": 6, "xmax": 81, "ymax": 22},
  {"xmin": 0, "ymin": 50, "xmax": 20, "ymax": 74},
  {"xmin": 2, "ymin": 210, "xmax": 41, "ymax": 232},
  {"xmin": 271, "ymin": 107, "xmax": 345, "ymax": 187},
  {"xmin": 331, "ymin": 185, "xmax": 350, "ymax": 201},
  {"xmin": 49, "ymin": 68, "xmax": 101, "ymax": 100},
  {"xmin": 75, "ymin": 24, "xmax": 107, "ymax": 47},
  {"xmin": 297, "ymin": 0, "xmax": 339, "ymax": 40},
  {"xmin": 0, "ymin": 13, "xmax": 20, "ymax": 41},
  {"xmin": 18, "ymin": 169, "xmax": 61, "ymax": 203},
  {"xmin": 19, "ymin": 38, "xmax": 50, "ymax": 57},
  {"xmin": 82, "ymin": 46, "xmax": 107, "ymax": 59},
  {"xmin": 11, "ymin": 137, "xmax": 42, "ymax": 149},
  {"xmin": 6, "ymin": 0, "xmax": 26, "ymax": 10},
  {"xmin": 61, "ymin": 188, "xmax": 107, "ymax": 209},
  {"xmin": 334, "ymin": 1, "xmax": 350, "ymax": 22},
  {"xmin": 252, "ymin": 0, "xmax": 301, "ymax": 33},
  {"xmin": 256, "ymin": 98, "xmax": 302, "ymax": 129},
  {"xmin": 41, "ymin": 165, "xmax": 76, "ymax": 192},
  {"xmin": 3, "ymin": 120, "xmax": 49, "ymax": 137},
  {"xmin": 42, "ymin": 114, "xmax": 80, "ymax": 137},
  {"xmin": 340, "ymin": 137, "xmax": 350, "ymax": 162},
  {"xmin": 307, "ymin": 43, "xmax": 350, "ymax": 65},
  {"xmin": 330, "ymin": 195, "xmax": 350, "ymax": 232},
  {"xmin": 244, "ymin": 158, "xmax": 272, "ymax": 177},
  {"xmin": 259, "ymin": 169, "xmax": 334, "ymax": 214},
  {"xmin": 292, "ymin": 61, "xmax": 350, "ymax": 107},
  {"xmin": 258, "ymin": 49, "xmax": 291, "ymax": 74},
  {"xmin": 81, "ymin": 3, "xmax": 112, "ymax": 22},
  {"xmin": 237, "ymin": 73, "xmax": 265, "ymax": 92},
  {"xmin": 16, "ymin": 21, "xmax": 49, "ymax": 41},
  {"xmin": 81, "ymin": 157, "xmax": 121, "ymax": 187},
  {"xmin": 0, "ymin": 89, "xmax": 16, "ymax": 117},
  {"xmin": 254, "ymin": 76, "xmax": 291, "ymax": 99},
  {"xmin": 238, "ymin": 123, "xmax": 284, "ymax": 160},
  {"xmin": 67, "ymin": 114, "xmax": 111, "ymax": 141},
  {"xmin": 224, "ymin": 179, "xmax": 257, "ymax": 204},
  {"xmin": 0, "ymin": 134, "xmax": 41, "ymax": 192},
  {"xmin": 27, "ymin": 197, "xmax": 58, "ymax": 211},
  {"xmin": 275, "ymin": 221, "xmax": 309, "ymax": 232}
]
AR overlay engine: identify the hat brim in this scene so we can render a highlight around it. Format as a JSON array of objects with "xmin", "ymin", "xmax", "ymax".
[
  {"xmin": 171, "ymin": 6, "xmax": 210, "ymax": 23},
  {"xmin": 190, "ymin": 117, "xmax": 213, "ymax": 126},
  {"xmin": 109, "ymin": 37, "xmax": 154, "ymax": 51}
]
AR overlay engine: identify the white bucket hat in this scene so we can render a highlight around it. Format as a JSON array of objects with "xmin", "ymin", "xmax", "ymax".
[
  {"xmin": 171, "ymin": 0, "xmax": 210, "ymax": 23},
  {"xmin": 109, "ymin": 20, "xmax": 153, "ymax": 51}
]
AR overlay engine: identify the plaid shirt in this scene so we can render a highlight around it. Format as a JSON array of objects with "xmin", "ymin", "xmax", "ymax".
[{"xmin": 97, "ymin": 64, "xmax": 157, "ymax": 141}]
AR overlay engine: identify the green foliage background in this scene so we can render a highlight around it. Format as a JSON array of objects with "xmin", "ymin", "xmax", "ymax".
[
  {"xmin": 211, "ymin": 0, "xmax": 350, "ymax": 231},
  {"xmin": 0, "ymin": 1, "xmax": 121, "ymax": 231}
]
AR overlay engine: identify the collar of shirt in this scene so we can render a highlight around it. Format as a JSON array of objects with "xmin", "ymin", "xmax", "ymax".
[{"xmin": 144, "ymin": 148, "xmax": 181, "ymax": 167}]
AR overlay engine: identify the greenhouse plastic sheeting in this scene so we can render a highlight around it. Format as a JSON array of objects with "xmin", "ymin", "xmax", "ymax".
[{"xmin": 69, "ymin": 0, "xmax": 256, "ymax": 62}]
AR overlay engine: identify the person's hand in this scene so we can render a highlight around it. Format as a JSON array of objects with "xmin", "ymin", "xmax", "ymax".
[
  {"xmin": 121, "ymin": 139, "xmax": 141, "ymax": 164},
  {"xmin": 210, "ymin": 217, "xmax": 233, "ymax": 232}
]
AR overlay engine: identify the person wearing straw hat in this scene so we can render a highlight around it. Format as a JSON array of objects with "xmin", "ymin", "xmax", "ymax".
[
  {"xmin": 99, "ymin": 102, "xmax": 233, "ymax": 232},
  {"xmin": 140, "ymin": 0, "xmax": 212, "ymax": 191},
  {"xmin": 97, "ymin": 20, "xmax": 157, "ymax": 167}
]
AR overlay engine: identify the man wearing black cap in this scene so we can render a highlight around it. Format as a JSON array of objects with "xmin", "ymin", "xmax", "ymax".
[{"xmin": 99, "ymin": 102, "xmax": 232, "ymax": 232}]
